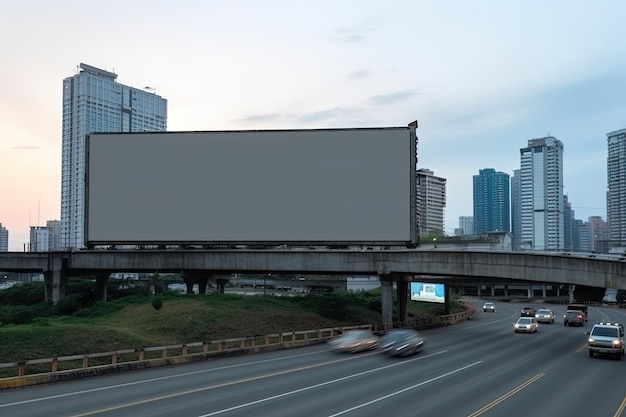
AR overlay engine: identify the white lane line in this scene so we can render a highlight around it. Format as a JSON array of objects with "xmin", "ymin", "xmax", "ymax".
[
  {"xmin": 0, "ymin": 349, "xmax": 330, "ymax": 408},
  {"xmin": 327, "ymin": 361, "xmax": 482, "ymax": 417},
  {"xmin": 197, "ymin": 351, "xmax": 459, "ymax": 417}
]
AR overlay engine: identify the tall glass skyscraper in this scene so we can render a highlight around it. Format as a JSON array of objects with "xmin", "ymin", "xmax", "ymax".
[
  {"xmin": 607, "ymin": 128, "xmax": 626, "ymax": 248},
  {"xmin": 472, "ymin": 168, "xmax": 510, "ymax": 234},
  {"xmin": 519, "ymin": 137, "xmax": 564, "ymax": 251},
  {"xmin": 61, "ymin": 63, "xmax": 167, "ymax": 249}
]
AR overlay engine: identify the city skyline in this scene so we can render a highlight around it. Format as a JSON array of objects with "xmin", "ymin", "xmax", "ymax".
[{"xmin": 2, "ymin": 1, "xmax": 626, "ymax": 250}]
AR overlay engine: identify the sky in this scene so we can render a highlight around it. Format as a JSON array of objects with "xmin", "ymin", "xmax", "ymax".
[{"xmin": 1, "ymin": 1, "xmax": 626, "ymax": 251}]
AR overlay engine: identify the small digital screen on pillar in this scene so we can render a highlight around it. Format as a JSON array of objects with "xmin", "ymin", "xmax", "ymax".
[{"xmin": 410, "ymin": 282, "xmax": 445, "ymax": 304}]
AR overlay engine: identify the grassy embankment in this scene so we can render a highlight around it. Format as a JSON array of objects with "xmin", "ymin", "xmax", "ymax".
[{"xmin": 0, "ymin": 290, "xmax": 465, "ymax": 365}]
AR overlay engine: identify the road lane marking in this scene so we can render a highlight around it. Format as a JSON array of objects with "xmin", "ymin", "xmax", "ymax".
[
  {"xmin": 327, "ymin": 361, "xmax": 482, "ymax": 417},
  {"xmin": 466, "ymin": 373, "xmax": 544, "ymax": 417},
  {"xmin": 614, "ymin": 395, "xmax": 626, "ymax": 417},
  {"xmin": 61, "ymin": 350, "xmax": 447, "ymax": 417},
  {"xmin": 0, "ymin": 348, "xmax": 336, "ymax": 408}
]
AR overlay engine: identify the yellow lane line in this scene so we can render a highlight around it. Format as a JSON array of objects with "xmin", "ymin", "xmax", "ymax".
[
  {"xmin": 466, "ymin": 373, "xmax": 544, "ymax": 417},
  {"xmin": 614, "ymin": 395, "xmax": 626, "ymax": 417}
]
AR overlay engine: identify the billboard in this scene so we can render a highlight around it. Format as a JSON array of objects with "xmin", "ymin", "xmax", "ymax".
[
  {"xmin": 410, "ymin": 282, "xmax": 445, "ymax": 304},
  {"xmin": 85, "ymin": 126, "xmax": 417, "ymax": 246}
]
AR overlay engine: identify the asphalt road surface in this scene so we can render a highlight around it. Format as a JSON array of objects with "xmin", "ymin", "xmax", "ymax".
[{"xmin": 2, "ymin": 299, "xmax": 626, "ymax": 417}]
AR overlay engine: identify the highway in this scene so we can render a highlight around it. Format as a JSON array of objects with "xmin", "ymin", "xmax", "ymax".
[{"xmin": 2, "ymin": 299, "xmax": 626, "ymax": 417}]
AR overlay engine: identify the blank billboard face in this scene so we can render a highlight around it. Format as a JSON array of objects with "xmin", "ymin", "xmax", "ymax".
[{"xmin": 85, "ymin": 128, "xmax": 414, "ymax": 245}]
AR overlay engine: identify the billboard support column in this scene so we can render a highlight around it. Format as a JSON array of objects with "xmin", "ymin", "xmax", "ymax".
[{"xmin": 380, "ymin": 277, "xmax": 393, "ymax": 329}]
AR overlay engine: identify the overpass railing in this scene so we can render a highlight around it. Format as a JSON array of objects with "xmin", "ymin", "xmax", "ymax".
[{"xmin": 0, "ymin": 301, "xmax": 473, "ymax": 389}]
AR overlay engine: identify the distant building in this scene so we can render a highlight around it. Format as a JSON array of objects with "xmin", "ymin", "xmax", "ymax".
[
  {"xmin": 520, "ymin": 137, "xmax": 564, "ymax": 250},
  {"xmin": 563, "ymin": 195, "xmax": 574, "ymax": 251},
  {"xmin": 0, "ymin": 224, "xmax": 8, "ymax": 252},
  {"xmin": 510, "ymin": 169, "xmax": 522, "ymax": 250},
  {"xmin": 346, "ymin": 276, "xmax": 381, "ymax": 292},
  {"xmin": 61, "ymin": 63, "xmax": 167, "ymax": 249},
  {"xmin": 588, "ymin": 215, "xmax": 609, "ymax": 253},
  {"xmin": 458, "ymin": 216, "xmax": 474, "ymax": 236},
  {"xmin": 472, "ymin": 168, "xmax": 510, "ymax": 234},
  {"xmin": 416, "ymin": 168, "xmax": 446, "ymax": 237},
  {"xmin": 29, "ymin": 226, "xmax": 49, "ymax": 252},
  {"xmin": 607, "ymin": 128, "xmax": 626, "ymax": 251},
  {"xmin": 47, "ymin": 220, "xmax": 61, "ymax": 251}
]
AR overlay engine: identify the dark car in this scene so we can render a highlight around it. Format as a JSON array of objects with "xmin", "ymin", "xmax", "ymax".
[
  {"xmin": 379, "ymin": 329, "xmax": 425, "ymax": 357},
  {"xmin": 521, "ymin": 307, "xmax": 536, "ymax": 317},
  {"xmin": 563, "ymin": 310, "xmax": 585, "ymax": 326}
]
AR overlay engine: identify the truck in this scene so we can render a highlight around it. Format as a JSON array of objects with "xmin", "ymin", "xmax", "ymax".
[
  {"xmin": 567, "ymin": 304, "xmax": 588, "ymax": 322},
  {"xmin": 84, "ymin": 123, "xmax": 418, "ymax": 248}
]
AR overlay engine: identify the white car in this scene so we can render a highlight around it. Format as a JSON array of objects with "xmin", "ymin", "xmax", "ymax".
[
  {"xmin": 482, "ymin": 302, "xmax": 496, "ymax": 312},
  {"xmin": 514, "ymin": 317, "xmax": 538, "ymax": 333}
]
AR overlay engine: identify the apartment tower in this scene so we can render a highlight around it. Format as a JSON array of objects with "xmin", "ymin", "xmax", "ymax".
[
  {"xmin": 519, "ymin": 137, "xmax": 564, "ymax": 251},
  {"xmin": 61, "ymin": 63, "xmax": 167, "ymax": 249},
  {"xmin": 472, "ymin": 168, "xmax": 510, "ymax": 234},
  {"xmin": 607, "ymin": 128, "xmax": 626, "ymax": 250},
  {"xmin": 416, "ymin": 168, "xmax": 446, "ymax": 237}
]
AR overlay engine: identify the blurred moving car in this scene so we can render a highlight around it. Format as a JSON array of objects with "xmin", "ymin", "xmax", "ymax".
[
  {"xmin": 514, "ymin": 317, "xmax": 538, "ymax": 333},
  {"xmin": 379, "ymin": 329, "xmax": 425, "ymax": 357},
  {"xmin": 535, "ymin": 309, "xmax": 556, "ymax": 323},
  {"xmin": 328, "ymin": 330, "xmax": 379, "ymax": 353},
  {"xmin": 482, "ymin": 302, "xmax": 496, "ymax": 312},
  {"xmin": 563, "ymin": 310, "xmax": 585, "ymax": 326},
  {"xmin": 586, "ymin": 322, "xmax": 625, "ymax": 360},
  {"xmin": 520, "ymin": 307, "xmax": 536, "ymax": 317}
]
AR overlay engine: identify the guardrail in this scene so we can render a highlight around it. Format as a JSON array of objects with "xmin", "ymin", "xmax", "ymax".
[{"xmin": 0, "ymin": 301, "xmax": 474, "ymax": 389}]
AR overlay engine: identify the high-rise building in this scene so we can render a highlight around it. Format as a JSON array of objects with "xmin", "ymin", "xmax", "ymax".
[
  {"xmin": 563, "ymin": 195, "xmax": 574, "ymax": 251},
  {"xmin": 0, "ymin": 224, "xmax": 8, "ymax": 252},
  {"xmin": 46, "ymin": 220, "xmax": 61, "ymax": 251},
  {"xmin": 588, "ymin": 215, "xmax": 609, "ymax": 253},
  {"xmin": 30, "ymin": 226, "xmax": 49, "ymax": 252},
  {"xmin": 458, "ymin": 216, "xmax": 474, "ymax": 235},
  {"xmin": 519, "ymin": 136, "xmax": 564, "ymax": 251},
  {"xmin": 510, "ymin": 169, "xmax": 522, "ymax": 250},
  {"xmin": 607, "ymin": 128, "xmax": 626, "ymax": 250},
  {"xmin": 416, "ymin": 168, "xmax": 446, "ymax": 237},
  {"xmin": 61, "ymin": 63, "xmax": 167, "ymax": 249},
  {"xmin": 472, "ymin": 168, "xmax": 510, "ymax": 234}
]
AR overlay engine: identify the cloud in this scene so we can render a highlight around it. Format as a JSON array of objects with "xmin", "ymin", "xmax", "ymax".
[
  {"xmin": 232, "ymin": 113, "xmax": 289, "ymax": 125},
  {"xmin": 329, "ymin": 26, "xmax": 376, "ymax": 43},
  {"xmin": 346, "ymin": 69, "xmax": 371, "ymax": 80},
  {"xmin": 9, "ymin": 146, "xmax": 40, "ymax": 150},
  {"xmin": 367, "ymin": 89, "xmax": 419, "ymax": 106},
  {"xmin": 296, "ymin": 107, "xmax": 366, "ymax": 125}
]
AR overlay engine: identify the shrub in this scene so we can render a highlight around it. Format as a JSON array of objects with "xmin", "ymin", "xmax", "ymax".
[{"xmin": 152, "ymin": 297, "xmax": 163, "ymax": 310}]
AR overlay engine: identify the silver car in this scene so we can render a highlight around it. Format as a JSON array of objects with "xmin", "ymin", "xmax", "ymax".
[
  {"xmin": 535, "ymin": 309, "xmax": 556, "ymax": 324},
  {"xmin": 482, "ymin": 302, "xmax": 496, "ymax": 312},
  {"xmin": 514, "ymin": 317, "xmax": 538, "ymax": 333},
  {"xmin": 328, "ymin": 330, "xmax": 379, "ymax": 353}
]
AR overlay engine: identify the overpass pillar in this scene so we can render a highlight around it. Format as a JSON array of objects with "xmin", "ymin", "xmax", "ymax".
[
  {"xmin": 95, "ymin": 273, "xmax": 110, "ymax": 301},
  {"xmin": 395, "ymin": 275, "xmax": 408, "ymax": 327},
  {"xmin": 490, "ymin": 286, "xmax": 495, "ymax": 297},
  {"xmin": 527, "ymin": 284, "xmax": 533, "ymax": 299},
  {"xmin": 542, "ymin": 284, "xmax": 547, "ymax": 298},
  {"xmin": 504, "ymin": 285, "xmax": 509, "ymax": 296},
  {"xmin": 380, "ymin": 277, "xmax": 393, "ymax": 330},
  {"xmin": 569, "ymin": 285, "xmax": 575, "ymax": 303},
  {"xmin": 44, "ymin": 253, "xmax": 68, "ymax": 305}
]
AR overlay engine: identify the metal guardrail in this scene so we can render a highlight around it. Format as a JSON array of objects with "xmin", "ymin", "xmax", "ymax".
[{"xmin": 0, "ymin": 301, "xmax": 474, "ymax": 382}]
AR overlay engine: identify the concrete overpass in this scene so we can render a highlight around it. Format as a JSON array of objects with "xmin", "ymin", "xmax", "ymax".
[{"xmin": 2, "ymin": 248, "xmax": 625, "ymax": 326}]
